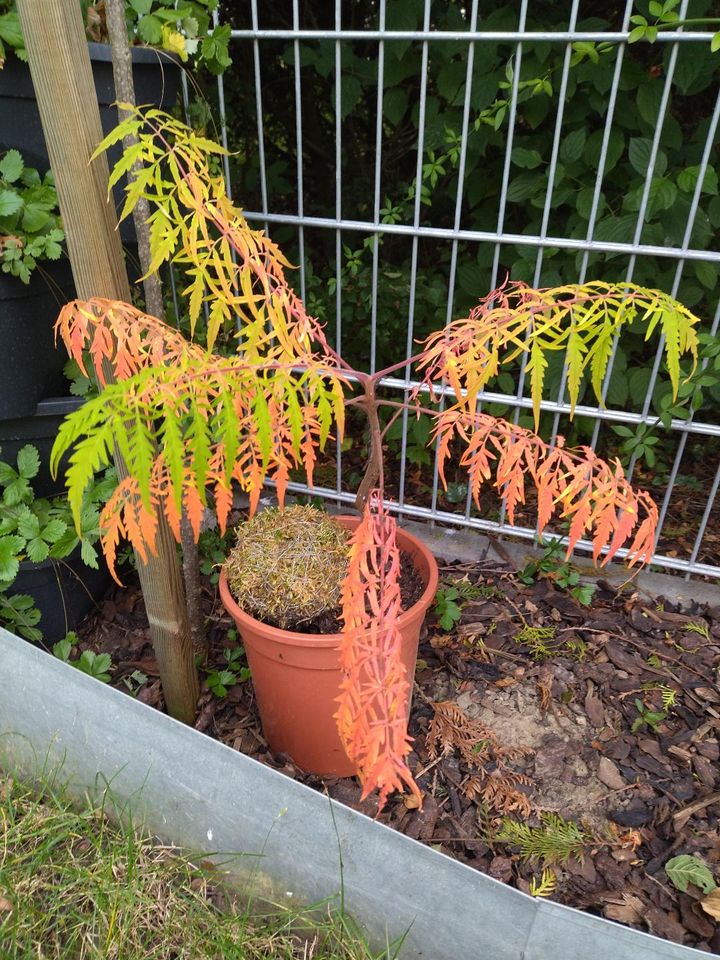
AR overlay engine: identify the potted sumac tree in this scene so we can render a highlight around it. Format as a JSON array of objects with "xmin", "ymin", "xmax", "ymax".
[{"xmin": 51, "ymin": 108, "xmax": 699, "ymax": 807}]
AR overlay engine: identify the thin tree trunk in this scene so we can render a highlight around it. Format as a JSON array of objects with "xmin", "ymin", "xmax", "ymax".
[
  {"xmin": 17, "ymin": 0, "xmax": 199, "ymax": 722},
  {"xmin": 105, "ymin": 0, "xmax": 206, "ymax": 657}
]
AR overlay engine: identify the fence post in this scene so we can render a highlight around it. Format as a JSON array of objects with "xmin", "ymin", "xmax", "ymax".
[{"xmin": 16, "ymin": 0, "xmax": 199, "ymax": 723}]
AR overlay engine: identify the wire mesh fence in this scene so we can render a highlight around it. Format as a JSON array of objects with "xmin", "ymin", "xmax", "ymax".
[{"xmin": 202, "ymin": 1, "xmax": 720, "ymax": 579}]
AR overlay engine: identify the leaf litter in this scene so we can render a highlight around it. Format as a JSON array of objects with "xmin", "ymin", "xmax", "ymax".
[{"xmin": 74, "ymin": 547, "xmax": 720, "ymax": 951}]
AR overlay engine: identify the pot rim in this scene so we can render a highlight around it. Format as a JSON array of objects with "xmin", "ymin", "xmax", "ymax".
[{"xmin": 219, "ymin": 514, "xmax": 439, "ymax": 649}]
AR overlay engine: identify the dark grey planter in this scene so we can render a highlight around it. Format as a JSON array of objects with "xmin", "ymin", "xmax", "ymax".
[
  {"xmin": 0, "ymin": 262, "xmax": 76, "ymax": 420},
  {"xmin": 0, "ymin": 397, "xmax": 85, "ymax": 494},
  {"xmin": 0, "ymin": 624, "xmax": 712, "ymax": 960},
  {"xmin": 0, "ymin": 42, "xmax": 180, "ymax": 175},
  {"xmin": 10, "ymin": 550, "xmax": 111, "ymax": 647}
]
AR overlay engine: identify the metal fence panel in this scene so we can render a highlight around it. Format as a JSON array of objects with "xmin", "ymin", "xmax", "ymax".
[{"xmin": 204, "ymin": 6, "xmax": 720, "ymax": 579}]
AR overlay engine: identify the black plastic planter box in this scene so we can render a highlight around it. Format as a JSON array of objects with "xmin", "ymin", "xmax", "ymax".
[
  {"xmin": 0, "ymin": 397, "xmax": 85, "ymax": 494},
  {"xmin": 0, "ymin": 42, "xmax": 180, "ymax": 178},
  {"xmin": 0, "ymin": 264, "xmax": 77, "ymax": 420},
  {"xmin": 10, "ymin": 548, "xmax": 111, "ymax": 647}
]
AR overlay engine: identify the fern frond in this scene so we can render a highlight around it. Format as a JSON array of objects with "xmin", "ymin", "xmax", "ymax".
[
  {"xmin": 495, "ymin": 812, "xmax": 589, "ymax": 865},
  {"xmin": 529, "ymin": 868, "xmax": 557, "ymax": 898},
  {"xmin": 336, "ymin": 491, "xmax": 420, "ymax": 810},
  {"xmin": 418, "ymin": 280, "xmax": 700, "ymax": 428},
  {"xmin": 434, "ymin": 409, "xmax": 658, "ymax": 568}
]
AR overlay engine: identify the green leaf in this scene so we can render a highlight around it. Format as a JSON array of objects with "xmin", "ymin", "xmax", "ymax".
[
  {"xmin": 584, "ymin": 129, "xmax": 624, "ymax": 175},
  {"xmin": 593, "ymin": 214, "xmax": 640, "ymax": 247},
  {"xmin": 25, "ymin": 537, "xmax": 49, "ymax": 563},
  {"xmin": 0, "ymin": 11, "xmax": 23, "ymax": 50},
  {"xmin": 0, "ymin": 534, "xmax": 24, "ymax": 583},
  {"xmin": 507, "ymin": 172, "xmax": 544, "ymax": 202},
  {"xmin": 665, "ymin": 855, "xmax": 717, "ymax": 894},
  {"xmin": 80, "ymin": 539, "xmax": 99, "ymax": 569},
  {"xmin": 0, "ymin": 189, "xmax": 23, "ymax": 217},
  {"xmin": 137, "ymin": 13, "xmax": 163, "ymax": 44},
  {"xmin": 711, "ymin": 31, "xmax": 720, "ymax": 54},
  {"xmin": 130, "ymin": 0, "xmax": 154, "ymax": 14},
  {"xmin": 41, "ymin": 518, "xmax": 67, "ymax": 544},
  {"xmin": 0, "ymin": 461, "xmax": 16, "ymax": 485},
  {"xmin": 16, "ymin": 444, "xmax": 40, "ymax": 480},
  {"xmin": 677, "ymin": 165, "xmax": 718, "ymax": 196},
  {"xmin": 0, "ymin": 149, "xmax": 23, "ymax": 183},
  {"xmin": 628, "ymin": 138, "xmax": 667, "ymax": 178},
  {"xmin": 16, "ymin": 507, "xmax": 39, "ymax": 540},
  {"xmin": 53, "ymin": 638, "xmax": 72, "ymax": 662},
  {"xmin": 628, "ymin": 25, "xmax": 647, "ymax": 43},
  {"xmin": 2, "ymin": 477, "xmax": 31, "ymax": 506},
  {"xmin": 340, "ymin": 75, "xmax": 363, "ymax": 121},
  {"xmin": 77, "ymin": 650, "xmax": 112, "ymax": 680},
  {"xmin": 559, "ymin": 128, "xmax": 586, "ymax": 165},
  {"xmin": 576, "ymin": 186, "xmax": 601, "ymax": 221},
  {"xmin": 20, "ymin": 202, "xmax": 51, "ymax": 233},
  {"xmin": 694, "ymin": 261, "xmax": 717, "ymax": 290},
  {"xmin": 636, "ymin": 84, "xmax": 662, "ymax": 126},
  {"xmin": 511, "ymin": 147, "xmax": 543, "ymax": 169},
  {"xmin": 647, "ymin": 177, "xmax": 677, "ymax": 215},
  {"xmin": 383, "ymin": 87, "xmax": 409, "ymax": 125}
]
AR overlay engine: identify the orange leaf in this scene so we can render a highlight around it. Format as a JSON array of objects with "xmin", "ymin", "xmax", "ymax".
[{"xmin": 336, "ymin": 491, "xmax": 421, "ymax": 811}]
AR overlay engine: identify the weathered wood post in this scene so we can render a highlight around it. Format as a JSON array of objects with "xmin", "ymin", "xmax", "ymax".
[{"xmin": 16, "ymin": 0, "xmax": 199, "ymax": 722}]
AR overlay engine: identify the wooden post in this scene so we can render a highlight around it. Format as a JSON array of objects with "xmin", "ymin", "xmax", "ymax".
[{"xmin": 16, "ymin": 0, "xmax": 199, "ymax": 722}]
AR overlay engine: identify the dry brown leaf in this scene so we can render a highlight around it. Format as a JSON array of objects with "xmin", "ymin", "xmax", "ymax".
[
  {"xmin": 537, "ymin": 677, "xmax": 552, "ymax": 712},
  {"xmin": 427, "ymin": 700, "xmax": 498, "ymax": 765},
  {"xmin": 700, "ymin": 888, "xmax": 720, "ymax": 921},
  {"xmin": 603, "ymin": 893, "xmax": 645, "ymax": 925},
  {"xmin": 0, "ymin": 896, "xmax": 12, "ymax": 913}
]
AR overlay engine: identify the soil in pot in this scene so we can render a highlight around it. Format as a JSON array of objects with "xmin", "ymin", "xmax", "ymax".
[{"xmin": 72, "ymin": 538, "xmax": 720, "ymax": 954}]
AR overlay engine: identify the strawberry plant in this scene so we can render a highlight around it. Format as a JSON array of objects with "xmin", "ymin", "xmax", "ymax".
[
  {"xmin": 0, "ymin": 149, "xmax": 64, "ymax": 283},
  {"xmin": 51, "ymin": 106, "xmax": 700, "ymax": 807}
]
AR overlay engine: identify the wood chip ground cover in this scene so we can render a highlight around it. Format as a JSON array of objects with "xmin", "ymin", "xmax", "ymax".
[{"xmin": 74, "ymin": 546, "xmax": 720, "ymax": 953}]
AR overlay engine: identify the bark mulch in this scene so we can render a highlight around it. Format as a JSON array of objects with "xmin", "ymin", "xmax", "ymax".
[{"xmin": 74, "ymin": 551, "xmax": 720, "ymax": 953}]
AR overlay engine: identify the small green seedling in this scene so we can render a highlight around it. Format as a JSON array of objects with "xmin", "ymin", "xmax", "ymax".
[
  {"xmin": 122, "ymin": 669, "xmax": 149, "ymax": 696},
  {"xmin": 53, "ymin": 633, "xmax": 113, "ymax": 683},
  {"xmin": 434, "ymin": 585, "xmax": 463, "ymax": 631},
  {"xmin": 519, "ymin": 539, "xmax": 597, "ymax": 606},
  {"xmin": 205, "ymin": 645, "xmax": 251, "ymax": 698},
  {"xmin": 434, "ymin": 577, "xmax": 503, "ymax": 631},
  {"xmin": 631, "ymin": 697, "xmax": 668, "ymax": 733}
]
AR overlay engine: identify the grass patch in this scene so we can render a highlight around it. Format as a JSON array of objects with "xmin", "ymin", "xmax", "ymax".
[{"xmin": 0, "ymin": 774, "xmax": 400, "ymax": 959}]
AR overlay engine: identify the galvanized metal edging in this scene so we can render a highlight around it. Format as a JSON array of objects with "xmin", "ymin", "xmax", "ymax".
[{"xmin": 0, "ymin": 625, "xmax": 713, "ymax": 960}]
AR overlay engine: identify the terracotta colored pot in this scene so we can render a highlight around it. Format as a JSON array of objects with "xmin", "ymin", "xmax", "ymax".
[{"xmin": 219, "ymin": 515, "xmax": 439, "ymax": 777}]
